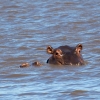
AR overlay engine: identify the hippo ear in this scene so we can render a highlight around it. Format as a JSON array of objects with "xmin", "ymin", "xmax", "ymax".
[
  {"xmin": 47, "ymin": 46, "xmax": 54, "ymax": 54},
  {"xmin": 75, "ymin": 44, "xmax": 83, "ymax": 53}
]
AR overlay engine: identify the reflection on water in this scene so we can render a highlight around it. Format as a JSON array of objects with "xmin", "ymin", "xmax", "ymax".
[{"xmin": 0, "ymin": 0, "xmax": 100, "ymax": 100}]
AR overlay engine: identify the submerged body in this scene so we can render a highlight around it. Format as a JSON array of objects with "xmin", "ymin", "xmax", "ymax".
[{"xmin": 47, "ymin": 44, "xmax": 84, "ymax": 65}]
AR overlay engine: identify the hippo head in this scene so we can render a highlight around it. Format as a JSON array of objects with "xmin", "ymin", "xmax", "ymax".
[{"xmin": 46, "ymin": 44, "xmax": 84, "ymax": 65}]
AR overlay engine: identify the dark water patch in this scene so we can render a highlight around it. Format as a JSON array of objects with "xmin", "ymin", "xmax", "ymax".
[
  {"xmin": 70, "ymin": 90, "xmax": 88, "ymax": 96},
  {"xmin": 4, "ymin": 74, "xmax": 29, "ymax": 79},
  {"xmin": 19, "ymin": 92, "xmax": 48, "ymax": 96}
]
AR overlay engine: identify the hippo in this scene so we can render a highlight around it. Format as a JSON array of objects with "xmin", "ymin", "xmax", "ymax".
[
  {"xmin": 32, "ymin": 61, "xmax": 42, "ymax": 66},
  {"xmin": 46, "ymin": 44, "xmax": 84, "ymax": 65},
  {"xmin": 20, "ymin": 63, "xmax": 30, "ymax": 68},
  {"xmin": 20, "ymin": 61, "xmax": 42, "ymax": 68}
]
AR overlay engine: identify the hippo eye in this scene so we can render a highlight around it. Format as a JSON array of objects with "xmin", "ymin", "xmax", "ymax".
[
  {"xmin": 79, "ymin": 50, "xmax": 81, "ymax": 53},
  {"xmin": 55, "ymin": 52, "xmax": 58, "ymax": 55}
]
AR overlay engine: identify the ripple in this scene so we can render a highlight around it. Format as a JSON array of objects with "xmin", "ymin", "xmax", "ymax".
[{"xmin": 0, "ymin": 0, "xmax": 100, "ymax": 100}]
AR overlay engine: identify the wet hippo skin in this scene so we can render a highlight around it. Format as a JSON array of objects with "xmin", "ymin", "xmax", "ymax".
[
  {"xmin": 46, "ymin": 44, "xmax": 84, "ymax": 65},
  {"xmin": 20, "ymin": 61, "xmax": 42, "ymax": 68}
]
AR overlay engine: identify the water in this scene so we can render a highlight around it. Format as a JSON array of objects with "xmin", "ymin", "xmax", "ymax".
[{"xmin": 0, "ymin": 0, "xmax": 100, "ymax": 100}]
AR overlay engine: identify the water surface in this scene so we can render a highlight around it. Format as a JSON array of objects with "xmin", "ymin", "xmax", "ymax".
[{"xmin": 0, "ymin": 0, "xmax": 100, "ymax": 100}]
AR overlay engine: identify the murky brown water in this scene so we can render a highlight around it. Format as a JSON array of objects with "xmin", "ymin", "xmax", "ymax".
[{"xmin": 0, "ymin": 0, "xmax": 100, "ymax": 100}]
